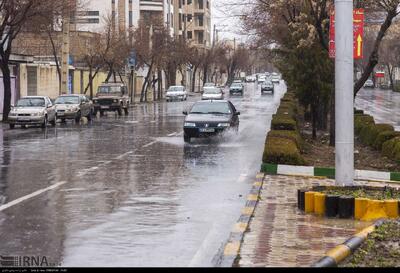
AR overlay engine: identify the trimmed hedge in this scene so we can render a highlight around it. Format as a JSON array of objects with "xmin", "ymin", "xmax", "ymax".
[
  {"xmin": 271, "ymin": 114, "xmax": 297, "ymax": 131},
  {"xmin": 355, "ymin": 114, "xmax": 375, "ymax": 135},
  {"xmin": 267, "ymin": 130, "xmax": 303, "ymax": 150},
  {"xmin": 382, "ymin": 137, "xmax": 400, "ymax": 161},
  {"xmin": 359, "ymin": 124, "xmax": 394, "ymax": 147},
  {"xmin": 263, "ymin": 137, "xmax": 306, "ymax": 165},
  {"xmin": 374, "ymin": 131, "xmax": 400, "ymax": 150}
]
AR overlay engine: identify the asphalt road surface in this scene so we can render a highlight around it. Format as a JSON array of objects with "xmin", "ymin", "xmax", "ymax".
[{"xmin": 0, "ymin": 81, "xmax": 286, "ymax": 267}]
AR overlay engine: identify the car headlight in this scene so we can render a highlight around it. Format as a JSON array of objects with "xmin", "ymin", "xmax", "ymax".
[
  {"xmin": 9, "ymin": 112, "xmax": 17, "ymax": 116},
  {"xmin": 218, "ymin": 123, "xmax": 231, "ymax": 128},
  {"xmin": 113, "ymin": 99, "xmax": 118, "ymax": 103},
  {"xmin": 184, "ymin": 122, "xmax": 196, "ymax": 127},
  {"xmin": 33, "ymin": 112, "xmax": 43, "ymax": 116}
]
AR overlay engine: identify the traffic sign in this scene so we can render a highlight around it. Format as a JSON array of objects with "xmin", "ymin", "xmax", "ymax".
[
  {"xmin": 128, "ymin": 50, "xmax": 136, "ymax": 69},
  {"xmin": 329, "ymin": 8, "xmax": 365, "ymax": 59}
]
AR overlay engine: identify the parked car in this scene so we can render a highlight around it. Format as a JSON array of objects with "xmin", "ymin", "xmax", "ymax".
[
  {"xmin": 364, "ymin": 79, "xmax": 374, "ymax": 88},
  {"xmin": 233, "ymin": 79, "xmax": 243, "ymax": 84},
  {"xmin": 92, "ymin": 82, "xmax": 130, "ymax": 116},
  {"xmin": 55, "ymin": 95, "xmax": 93, "ymax": 123},
  {"xmin": 258, "ymin": 76, "xmax": 267, "ymax": 83},
  {"xmin": 202, "ymin": 87, "xmax": 224, "ymax": 100},
  {"xmin": 166, "ymin": 85, "xmax": 188, "ymax": 102},
  {"xmin": 261, "ymin": 80, "xmax": 274, "ymax": 94},
  {"xmin": 182, "ymin": 100, "xmax": 240, "ymax": 143},
  {"xmin": 229, "ymin": 82, "xmax": 244, "ymax": 96},
  {"xmin": 203, "ymin": 82, "xmax": 216, "ymax": 88},
  {"xmin": 8, "ymin": 96, "xmax": 56, "ymax": 129}
]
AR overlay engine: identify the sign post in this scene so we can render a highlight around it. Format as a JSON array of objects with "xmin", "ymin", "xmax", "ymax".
[
  {"xmin": 128, "ymin": 50, "xmax": 136, "ymax": 104},
  {"xmin": 334, "ymin": 1, "xmax": 355, "ymax": 186}
]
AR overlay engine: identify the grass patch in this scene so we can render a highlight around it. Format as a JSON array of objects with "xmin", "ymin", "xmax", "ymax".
[{"xmin": 318, "ymin": 187, "xmax": 400, "ymax": 201}]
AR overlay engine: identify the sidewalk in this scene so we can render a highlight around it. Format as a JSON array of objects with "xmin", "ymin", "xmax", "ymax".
[{"xmin": 237, "ymin": 175, "xmax": 399, "ymax": 267}]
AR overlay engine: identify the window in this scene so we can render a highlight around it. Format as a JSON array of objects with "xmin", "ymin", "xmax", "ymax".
[
  {"xmin": 187, "ymin": 31, "xmax": 192, "ymax": 39},
  {"xmin": 129, "ymin": 11, "xmax": 133, "ymax": 26},
  {"xmin": 198, "ymin": 15, "xmax": 203, "ymax": 26}
]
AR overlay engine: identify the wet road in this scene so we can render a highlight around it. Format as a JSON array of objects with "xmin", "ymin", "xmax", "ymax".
[
  {"xmin": 0, "ymin": 82, "xmax": 285, "ymax": 267},
  {"xmin": 355, "ymin": 87, "xmax": 400, "ymax": 130}
]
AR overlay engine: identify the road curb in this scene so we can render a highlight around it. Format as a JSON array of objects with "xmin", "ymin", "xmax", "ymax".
[
  {"xmin": 261, "ymin": 163, "xmax": 400, "ymax": 183},
  {"xmin": 218, "ymin": 173, "xmax": 265, "ymax": 267},
  {"xmin": 312, "ymin": 219, "xmax": 385, "ymax": 267}
]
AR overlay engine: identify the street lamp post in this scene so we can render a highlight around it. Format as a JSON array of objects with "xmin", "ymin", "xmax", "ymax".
[{"xmin": 335, "ymin": 0, "xmax": 354, "ymax": 186}]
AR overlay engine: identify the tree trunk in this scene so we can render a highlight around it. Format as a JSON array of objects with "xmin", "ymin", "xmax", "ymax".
[
  {"xmin": 311, "ymin": 103, "xmax": 318, "ymax": 140},
  {"xmin": 141, "ymin": 62, "xmax": 154, "ymax": 102},
  {"xmin": 89, "ymin": 66, "xmax": 94, "ymax": 99},
  {"xmin": 84, "ymin": 67, "xmax": 100, "ymax": 95},
  {"xmin": 158, "ymin": 69, "xmax": 162, "ymax": 99},
  {"xmin": 1, "ymin": 62, "xmax": 12, "ymax": 121},
  {"xmin": 387, "ymin": 64, "xmax": 394, "ymax": 90},
  {"xmin": 48, "ymin": 30, "xmax": 61, "ymax": 94},
  {"xmin": 329, "ymin": 88, "xmax": 335, "ymax": 146},
  {"xmin": 191, "ymin": 66, "xmax": 198, "ymax": 93},
  {"xmin": 105, "ymin": 64, "xmax": 113, "ymax": 82}
]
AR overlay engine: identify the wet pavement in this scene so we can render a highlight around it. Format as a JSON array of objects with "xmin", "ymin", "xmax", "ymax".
[
  {"xmin": 0, "ymin": 82, "xmax": 285, "ymax": 267},
  {"xmin": 355, "ymin": 88, "xmax": 400, "ymax": 130},
  {"xmin": 237, "ymin": 175, "xmax": 398, "ymax": 267}
]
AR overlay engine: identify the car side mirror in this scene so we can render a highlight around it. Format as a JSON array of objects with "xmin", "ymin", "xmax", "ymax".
[
  {"xmin": 235, "ymin": 112, "xmax": 241, "ymax": 116},
  {"xmin": 183, "ymin": 111, "xmax": 188, "ymax": 115}
]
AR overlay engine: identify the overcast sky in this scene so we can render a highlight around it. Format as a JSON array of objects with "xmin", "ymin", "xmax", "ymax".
[{"xmin": 211, "ymin": 0, "xmax": 247, "ymax": 44}]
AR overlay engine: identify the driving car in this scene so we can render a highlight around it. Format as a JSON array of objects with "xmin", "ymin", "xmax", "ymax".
[
  {"xmin": 183, "ymin": 100, "xmax": 240, "ymax": 143},
  {"xmin": 8, "ymin": 96, "xmax": 57, "ymax": 129},
  {"xmin": 246, "ymin": 75, "xmax": 257, "ymax": 82},
  {"xmin": 55, "ymin": 94, "xmax": 93, "ymax": 123},
  {"xmin": 271, "ymin": 72, "xmax": 281, "ymax": 83},
  {"xmin": 202, "ymin": 87, "xmax": 224, "ymax": 100},
  {"xmin": 261, "ymin": 80, "xmax": 274, "ymax": 94},
  {"xmin": 258, "ymin": 75, "xmax": 267, "ymax": 83},
  {"xmin": 364, "ymin": 79, "xmax": 374, "ymax": 88},
  {"xmin": 233, "ymin": 79, "xmax": 243, "ymax": 84},
  {"xmin": 166, "ymin": 85, "xmax": 188, "ymax": 102},
  {"xmin": 203, "ymin": 82, "xmax": 216, "ymax": 88},
  {"xmin": 229, "ymin": 82, "xmax": 244, "ymax": 96},
  {"xmin": 92, "ymin": 82, "xmax": 130, "ymax": 116}
]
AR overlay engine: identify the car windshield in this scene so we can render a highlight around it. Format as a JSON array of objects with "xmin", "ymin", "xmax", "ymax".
[
  {"xmin": 231, "ymin": 83, "xmax": 242, "ymax": 87},
  {"xmin": 55, "ymin": 96, "xmax": 79, "ymax": 105},
  {"xmin": 190, "ymin": 102, "xmax": 231, "ymax": 115},
  {"xmin": 204, "ymin": 88, "xmax": 221, "ymax": 94},
  {"xmin": 168, "ymin": 86, "xmax": 184, "ymax": 92},
  {"xmin": 98, "ymin": 86, "xmax": 122, "ymax": 93},
  {"xmin": 204, "ymin": 83, "xmax": 214, "ymax": 87},
  {"xmin": 263, "ymin": 82, "xmax": 273, "ymax": 86},
  {"xmin": 16, "ymin": 98, "xmax": 45, "ymax": 107}
]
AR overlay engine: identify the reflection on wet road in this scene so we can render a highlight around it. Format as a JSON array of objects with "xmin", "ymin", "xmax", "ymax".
[
  {"xmin": 0, "ymin": 82, "xmax": 285, "ymax": 266},
  {"xmin": 355, "ymin": 88, "xmax": 400, "ymax": 130}
]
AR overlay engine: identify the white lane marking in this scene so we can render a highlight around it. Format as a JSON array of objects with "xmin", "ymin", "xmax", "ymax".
[
  {"xmin": 0, "ymin": 181, "xmax": 67, "ymax": 212},
  {"xmin": 168, "ymin": 132, "xmax": 178, "ymax": 137},
  {"xmin": 188, "ymin": 222, "xmax": 219, "ymax": 267},
  {"xmin": 143, "ymin": 141, "xmax": 158, "ymax": 148},
  {"xmin": 114, "ymin": 151, "xmax": 134, "ymax": 160}
]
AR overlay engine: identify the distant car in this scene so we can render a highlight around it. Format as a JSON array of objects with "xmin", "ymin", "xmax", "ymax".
[
  {"xmin": 92, "ymin": 82, "xmax": 130, "ymax": 116},
  {"xmin": 202, "ymin": 87, "xmax": 224, "ymax": 100},
  {"xmin": 245, "ymin": 76, "xmax": 257, "ymax": 82},
  {"xmin": 166, "ymin": 85, "xmax": 187, "ymax": 102},
  {"xmin": 258, "ymin": 76, "xmax": 267, "ymax": 83},
  {"xmin": 271, "ymin": 73, "xmax": 281, "ymax": 83},
  {"xmin": 229, "ymin": 82, "xmax": 244, "ymax": 96},
  {"xmin": 233, "ymin": 79, "xmax": 243, "ymax": 84},
  {"xmin": 55, "ymin": 94, "xmax": 93, "ymax": 123},
  {"xmin": 261, "ymin": 81, "xmax": 274, "ymax": 94},
  {"xmin": 203, "ymin": 82, "xmax": 216, "ymax": 88},
  {"xmin": 8, "ymin": 96, "xmax": 57, "ymax": 129},
  {"xmin": 183, "ymin": 100, "xmax": 240, "ymax": 143},
  {"xmin": 364, "ymin": 79, "xmax": 374, "ymax": 88}
]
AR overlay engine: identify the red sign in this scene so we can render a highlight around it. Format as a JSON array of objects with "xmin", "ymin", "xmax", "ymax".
[
  {"xmin": 375, "ymin": 72, "xmax": 385, "ymax": 78},
  {"xmin": 329, "ymin": 8, "xmax": 365, "ymax": 59}
]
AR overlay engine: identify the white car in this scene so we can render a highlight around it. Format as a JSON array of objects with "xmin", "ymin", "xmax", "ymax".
[
  {"xmin": 166, "ymin": 86, "xmax": 187, "ymax": 102},
  {"xmin": 364, "ymin": 79, "xmax": 374, "ymax": 88},
  {"xmin": 258, "ymin": 76, "xmax": 267, "ymax": 83},
  {"xmin": 245, "ymin": 76, "xmax": 256, "ymax": 82},
  {"xmin": 271, "ymin": 72, "xmax": 281, "ymax": 83},
  {"xmin": 8, "ymin": 96, "xmax": 57, "ymax": 129},
  {"xmin": 202, "ymin": 87, "xmax": 224, "ymax": 100}
]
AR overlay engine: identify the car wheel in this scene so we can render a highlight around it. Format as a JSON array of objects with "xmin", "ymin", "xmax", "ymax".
[
  {"xmin": 100, "ymin": 110, "xmax": 105, "ymax": 117},
  {"xmin": 117, "ymin": 108, "xmax": 122, "ymax": 116},
  {"xmin": 61, "ymin": 118, "xmax": 66, "ymax": 123},
  {"xmin": 87, "ymin": 110, "xmax": 93, "ymax": 121},
  {"xmin": 75, "ymin": 111, "xmax": 81, "ymax": 123},
  {"xmin": 184, "ymin": 134, "xmax": 191, "ymax": 143},
  {"xmin": 50, "ymin": 117, "xmax": 56, "ymax": 127},
  {"xmin": 124, "ymin": 107, "xmax": 129, "ymax": 115},
  {"xmin": 9, "ymin": 124, "xmax": 15, "ymax": 129},
  {"xmin": 93, "ymin": 110, "xmax": 98, "ymax": 117},
  {"xmin": 41, "ymin": 116, "xmax": 48, "ymax": 129}
]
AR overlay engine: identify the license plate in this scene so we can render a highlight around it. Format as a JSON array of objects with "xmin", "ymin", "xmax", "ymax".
[
  {"xmin": 101, "ymin": 106, "xmax": 109, "ymax": 109},
  {"xmin": 57, "ymin": 112, "xmax": 65, "ymax": 116},
  {"xmin": 18, "ymin": 117, "xmax": 30, "ymax": 121},
  {"xmin": 199, "ymin": 128, "xmax": 215, "ymax": 133}
]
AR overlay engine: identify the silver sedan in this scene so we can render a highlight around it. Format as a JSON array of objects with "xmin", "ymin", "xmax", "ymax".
[{"xmin": 55, "ymin": 95, "xmax": 93, "ymax": 123}]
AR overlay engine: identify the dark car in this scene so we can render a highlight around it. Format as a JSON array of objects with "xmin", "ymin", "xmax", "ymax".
[
  {"xmin": 261, "ymin": 80, "xmax": 274, "ymax": 94},
  {"xmin": 183, "ymin": 100, "xmax": 240, "ymax": 143},
  {"xmin": 229, "ymin": 82, "xmax": 244, "ymax": 96}
]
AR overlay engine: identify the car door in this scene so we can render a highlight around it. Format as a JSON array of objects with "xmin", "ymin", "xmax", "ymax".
[
  {"xmin": 229, "ymin": 102, "xmax": 239, "ymax": 126},
  {"xmin": 46, "ymin": 97, "xmax": 56, "ymax": 120}
]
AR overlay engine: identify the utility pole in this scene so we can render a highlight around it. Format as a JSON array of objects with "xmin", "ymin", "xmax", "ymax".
[
  {"xmin": 61, "ymin": 12, "xmax": 70, "ymax": 95},
  {"xmin": 335, "ymin": 0, "xmax": 354, "ymax": 185}
]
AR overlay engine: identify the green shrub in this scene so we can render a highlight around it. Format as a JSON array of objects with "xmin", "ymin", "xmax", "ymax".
[
  {"xmin": 382, "ymin": 137, "xmax": 400, "ymax": 159},
  {"xmin": 263, "ymin": 137, "xmax": 305, "ymax": 165},
  {"xmin": 355, "ymin": 115, "xmax": 375, "ymax": 135},
  {"xmin": 271, "ymin": 114, "xmax": 297, "ymax": 131},
  {"xmin": 374, "ymin": 131, "xmax": 400, "ymax": 150},
  {"xmin": 359, "ymin": 124, "xmax": 394, "ymax": 147},
  {"xmin": 276, "ymin": 107, "xmax": 296, "ymax": 120},
  {"xmin": 354, "ymin": 108, "xmax": 364, "ymax": 115},
  {"xmin": 267, "ymin": 130, "xmax": 303, "ymax": 150}
]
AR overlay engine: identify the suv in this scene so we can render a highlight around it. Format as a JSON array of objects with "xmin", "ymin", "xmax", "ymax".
[{"xmin": 93, "ymin": 83, "xmax": 130, "ymax": 116}]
